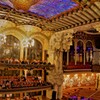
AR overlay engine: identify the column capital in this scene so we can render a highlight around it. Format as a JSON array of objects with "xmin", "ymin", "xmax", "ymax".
[
  {"xmin": 47, "ymin": 69, "xmax": 64, "ymax": 86},
  {"xmin": 50, "ymin": 29, "xmax": 73, "ymax": 52}
]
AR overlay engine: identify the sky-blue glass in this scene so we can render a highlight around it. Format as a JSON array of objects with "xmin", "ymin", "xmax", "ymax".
[{"xmin": 0, "ymin": 0, "xmax": 78, "ymax": 18}]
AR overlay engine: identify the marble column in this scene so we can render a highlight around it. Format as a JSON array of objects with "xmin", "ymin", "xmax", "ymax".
[
  {"xmin": 83, "ymin": 50, "xmax": 86, "ymax": 65},
  {"xmin": 83, "ymin": 40, "xmax": 86, "ymax": 65},
  {"xmin": 24, "ymin": 69, "xmax": 28, "ymax": 78},
  {"xmin": 24, "ymin": 47, "xmax": 28, "ymax": 60},
  {"xmin": 42, "ymin": 49, "xmax": 45, "ymax": 62},
  {"xmin": 20, "ymin": 43, "xmax": 24, "ymax": 61},
  {"xmin": 41, "ymin": 69, "xmax": 44, "ymax": 81},
  {"xmin": 20, "ymin": 70, "xmax": 23, "ymax": 77}
]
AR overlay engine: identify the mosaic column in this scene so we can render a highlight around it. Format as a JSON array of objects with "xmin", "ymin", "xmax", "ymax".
[{"xmin": 47, "ymin": 50, "xmax": 55, "ymax": 64}]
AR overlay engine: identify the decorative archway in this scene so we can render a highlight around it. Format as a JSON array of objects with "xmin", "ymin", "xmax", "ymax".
[
  {"xmin": 86, "ymin": 41, "xmax": 93, "ymax": 63},
  {"xmin": 26, "ymin": 38, "xmax": 42, "ymax": 61},
  {"xmin": 0, "ymin": 35, "xmax": 20, "ymax": 59},
  {"xmin": 77, "ymin": 41, "xmax": 84, "ymax": 64},
  {"xmin": 0, "ymin": 26, "xmax": 49, "ymax": 61},
  {"xmin": 0, "ymin": 27, "xmax": 26, "ymax": 41},
  {"xmin": 69, "ymin": 40, "xmax": 75, "ymax": 65}
]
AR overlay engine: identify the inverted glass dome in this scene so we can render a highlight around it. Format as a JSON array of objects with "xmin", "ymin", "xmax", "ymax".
[{"xmin": 0, "ymin": 0, "xmax": 78, "ymax": 18}]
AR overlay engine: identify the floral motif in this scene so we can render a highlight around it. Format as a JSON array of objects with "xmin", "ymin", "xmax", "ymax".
[
  {"xmin": 63, "ymin": 73, "xmax": 96, "ymax": 88},
  {"xmin": 49, "ymin": 32, "xmax": 73, "ymax": 52}
]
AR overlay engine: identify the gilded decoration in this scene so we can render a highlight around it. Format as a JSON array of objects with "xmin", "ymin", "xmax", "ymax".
[{"xmin": 10, "ymin": 0, "xmax": 40, "ymax": 11}]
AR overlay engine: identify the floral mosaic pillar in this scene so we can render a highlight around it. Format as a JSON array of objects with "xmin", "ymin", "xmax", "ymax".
[{"xmin": 48, "ymin": 29, "xmax": 74, "ymax": 99}]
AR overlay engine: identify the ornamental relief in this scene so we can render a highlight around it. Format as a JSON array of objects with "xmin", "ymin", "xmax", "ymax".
[{"xmin": 63, "ymin": 73, "xmax": 96, "ymax": 89}]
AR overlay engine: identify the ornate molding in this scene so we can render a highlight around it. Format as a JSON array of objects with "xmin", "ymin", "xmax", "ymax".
[
  {"xmin": 72, "ymin": 22, "xmax": 100, "ymax": 32},
  {"xmin": 0, "ymin": 5, "xmax": 45, "ymax": 28}
]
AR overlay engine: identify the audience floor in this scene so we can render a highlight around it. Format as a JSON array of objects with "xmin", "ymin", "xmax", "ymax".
[{"xmin": 63, "ymin": 87, "xmax": 100, "ymax": 100}]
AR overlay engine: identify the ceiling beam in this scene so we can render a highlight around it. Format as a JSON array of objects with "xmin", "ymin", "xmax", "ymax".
[
  {"xmin": 91, "ymin": 5, "xmax": 100, "ymax": 16},
  {"xmin": 85, "ymin": 8, "xmax": 99, "ymax": 19}
]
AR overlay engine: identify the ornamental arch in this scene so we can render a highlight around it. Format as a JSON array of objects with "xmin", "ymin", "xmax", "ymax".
[{"xmin": 0, "ymin": 27, "xmax": 49, "ymax": 61}]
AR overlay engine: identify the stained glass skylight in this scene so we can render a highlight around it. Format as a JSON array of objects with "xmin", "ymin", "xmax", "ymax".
[{"xmin": 0, "ymin": 0, "xmax": 78, "ymax": 18}]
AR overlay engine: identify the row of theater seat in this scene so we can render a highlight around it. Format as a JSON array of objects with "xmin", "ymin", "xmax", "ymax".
[
  {"xmin": 63, "ymin": 64, "xmax": 91, "ymax": 69},
  {"xmin": 0, "ymin": 76, "xmax": 51, "ymax": 89}
]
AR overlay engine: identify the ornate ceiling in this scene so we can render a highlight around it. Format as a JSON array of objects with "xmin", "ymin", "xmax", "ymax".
[
  {"xmin": 0, "ymin": 0, "xmax": 99, "ymax": 32},
  {"xmin": 0, "ymin": 0, "xmax": 77, "ymax": 18}
]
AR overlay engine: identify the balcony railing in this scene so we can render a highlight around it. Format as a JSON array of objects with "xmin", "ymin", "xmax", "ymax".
[
  {"xmin": 0, "ymin": 63, "xmax": 54, "ymax": 70},
  {"xmin": 0, "ymin": 85, "xmax": 52, "ymax": 93}
]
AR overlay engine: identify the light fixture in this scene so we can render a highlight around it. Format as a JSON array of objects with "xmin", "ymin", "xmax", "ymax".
[
  {"xmin": 22, "ymin": 38, "xmax": 34, "ymax": 48},
  {"xmin": 10, "ymin": 0, "xmax": 40, "ymax": 11},
  {"xmin": 0, "ymin": 34, "xmax": 6, "ymax": 46}
]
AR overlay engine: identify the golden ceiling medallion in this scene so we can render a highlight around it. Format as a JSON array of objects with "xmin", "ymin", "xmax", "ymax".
[{"xmin": 10, "ymin": 0, "xmax": 40, "ymax": 11}]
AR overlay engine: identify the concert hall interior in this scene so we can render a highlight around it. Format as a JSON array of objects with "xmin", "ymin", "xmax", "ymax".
[{"xmin": 0, "ymin": 0, "xmax": 100, "ymax": 100}]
